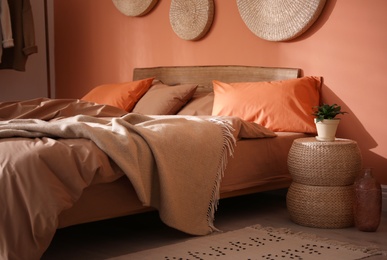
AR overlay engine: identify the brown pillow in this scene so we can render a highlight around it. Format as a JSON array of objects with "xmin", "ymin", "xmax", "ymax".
[
  {"xmin": 178, "ymin": 91, "xmax": 214, "ymax": 116},
  {"xmin": 132, "ymin": 82, "xmax": 198, "ymax": 115}
]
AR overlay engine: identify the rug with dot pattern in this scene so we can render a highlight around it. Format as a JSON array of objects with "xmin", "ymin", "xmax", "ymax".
[{"xmin": 111, "ymin": 225, "xmax": 385, "ymax": 260}]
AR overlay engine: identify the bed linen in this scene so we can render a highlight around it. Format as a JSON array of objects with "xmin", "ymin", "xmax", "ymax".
[
  {"xmin": 0, "ymin": 98, "xmax": 275, "ymax": 259},
  {"xmin": 57, "ymin": 131, "xmax": 308, "ymax": 230}
]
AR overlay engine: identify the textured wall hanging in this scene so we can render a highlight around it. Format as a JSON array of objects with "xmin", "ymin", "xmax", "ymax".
[
  {"xmin": 169, "ymin": 0, "xmax": 214, "ymax": 41},
  {"xmin": 112, "ymin": 0, "xmax": 158, "ymax": 17},
  {"xmin": 236, "ymin": 0, "xmax": 327, "ymax": 41}
]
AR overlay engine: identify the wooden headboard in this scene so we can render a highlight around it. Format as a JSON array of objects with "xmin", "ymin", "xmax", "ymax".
[{"xmin": 133, "ymin": 65, "xmax": 301, "ymax": 88}]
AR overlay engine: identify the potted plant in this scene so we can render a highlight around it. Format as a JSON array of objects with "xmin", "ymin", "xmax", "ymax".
[{"xmin": 312, "ymin": 103, "xmax": 347, "ymax": 142}]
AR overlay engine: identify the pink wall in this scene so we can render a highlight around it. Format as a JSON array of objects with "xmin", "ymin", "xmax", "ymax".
[{"xmin": 54, "ymin": 0, "xmax": 387, "ymax": 184}]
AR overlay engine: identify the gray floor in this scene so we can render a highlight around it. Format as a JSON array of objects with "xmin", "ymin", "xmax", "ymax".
[{"xmin": 42, "ymin": 191, "xmax": 387, "ymax": 259}]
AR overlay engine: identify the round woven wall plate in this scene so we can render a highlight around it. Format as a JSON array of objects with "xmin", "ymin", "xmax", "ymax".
[
  {"xmin": 112, "ymin": 0, "xmax": 158, "ymax": 17},
  {"xmin": 169, "ymin": 0, "xmax": 214, "ymax": 41},
  {"xmin": 237, "ymin": 0, "xmax": 326, "ymax": 41}
]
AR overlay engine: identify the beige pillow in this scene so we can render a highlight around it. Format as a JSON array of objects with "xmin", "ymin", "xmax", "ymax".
[
  {"xmin": 178, "ymin": 91, "xmax": 214, "ymax": 116},
  {"xmin": 133, "ymin": 82, "xmax": 198, "ymax": 115}
]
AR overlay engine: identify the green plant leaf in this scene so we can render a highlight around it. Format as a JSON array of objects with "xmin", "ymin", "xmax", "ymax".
[{"xmin": 312, "ymin": 103, "xmax": 347, "ymax": 120}]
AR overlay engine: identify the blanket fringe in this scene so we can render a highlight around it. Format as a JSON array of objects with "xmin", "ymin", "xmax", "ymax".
[
  {"xmin": 207, "ymin": 119, "xmax": 236, "ymax": 232},
  {"xmin": 251, "ymin": 224, "xmax": 387, "ymax": 258}
]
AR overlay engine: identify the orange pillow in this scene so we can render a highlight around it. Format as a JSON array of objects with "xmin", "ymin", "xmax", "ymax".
[
  {"xmin": 81, "ymin": 78, "xmax": 154, "ymax": 111},
  {"xmin": 212, "ymin": 77, "xmax": 322, "ymax": 133}
]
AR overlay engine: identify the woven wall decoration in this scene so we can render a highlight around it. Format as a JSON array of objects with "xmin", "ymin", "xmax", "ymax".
[
  {"xmin": 112, "ymin": 0, "xmax": 158, "ymax": 17},
  {"xmin": 236, "ymin": 0, "xmax": 327, "ymax": 42},
  {"xmin": 169, "ymin": 0, "xmax": 214, "ymax": 41}
]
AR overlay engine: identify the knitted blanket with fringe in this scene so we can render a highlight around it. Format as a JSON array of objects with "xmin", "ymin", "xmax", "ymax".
[{"xmin": 0, "ymin": 111, "xmax": 236, "ymax": 259}]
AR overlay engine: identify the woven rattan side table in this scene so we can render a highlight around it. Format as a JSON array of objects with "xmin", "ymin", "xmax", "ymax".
[{"xmin": 286, "ymin": 137, "xmax": 362, "ymax": 228}]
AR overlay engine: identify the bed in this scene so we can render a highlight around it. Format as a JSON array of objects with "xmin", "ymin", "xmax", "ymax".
[{"xmin": 0, "ymin": 65, "xmax": 321, "ymax": 259}]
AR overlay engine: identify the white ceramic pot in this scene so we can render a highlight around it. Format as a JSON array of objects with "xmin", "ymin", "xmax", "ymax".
[{"xmin": 314, "ymin": 118, "xmax": 340, "ymax": 142}]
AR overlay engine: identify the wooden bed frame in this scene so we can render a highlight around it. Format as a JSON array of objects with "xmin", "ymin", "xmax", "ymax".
[
  {"xmin": 57, "ymin": 65, "xmax": 302, "ymax": 228},
  {"xmin": 133, "ymin": 65, "xmax": 301, "ymax": 88}
]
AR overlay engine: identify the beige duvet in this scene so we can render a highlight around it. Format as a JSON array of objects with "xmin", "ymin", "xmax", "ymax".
[{"xmin": 0, "ymin": 98, "xmax": 276, "ymax": 259}]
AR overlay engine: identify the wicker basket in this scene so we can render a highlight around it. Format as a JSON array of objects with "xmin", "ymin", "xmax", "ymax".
[
  {"xmin": 288, "ymin": 138, "xmax": 362, "ymax": 186},
  {"xmin": 236, "ymin": 0, "xmax": 327, "ymax": 41},
  {"xmin": 169, "ymin": 0, "xmax": 214, "ymax": 41},
  {"xmin": 287, "ymin": 182, "xmax": 354, "ymax": 228},
  {"xmin": 112, "ymin": 0, "xmax": 158, "ymax": 17}
]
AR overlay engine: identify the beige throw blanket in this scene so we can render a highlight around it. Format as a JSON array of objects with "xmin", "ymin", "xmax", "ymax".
[{"xmin": 0, "ymin": 99, "xmax": 275, "ymax": 260}]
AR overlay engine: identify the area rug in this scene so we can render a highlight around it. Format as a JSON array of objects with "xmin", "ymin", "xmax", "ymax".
[{"xmin": 110, "ymin": 225, "xmax": 386, "ymax": 260}]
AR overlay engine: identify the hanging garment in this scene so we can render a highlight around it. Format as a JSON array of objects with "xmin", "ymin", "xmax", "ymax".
[
  {"xmin": 0, "ymin": 0, "xmax": 37, "ymax": 71},
  {"xmin": 0, "ymin": 0, "xmax": 15, "ymax": 63}
]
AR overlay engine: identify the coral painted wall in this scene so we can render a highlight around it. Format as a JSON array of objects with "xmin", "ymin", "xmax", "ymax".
[{"xmin": 53, "ymin": 0, "xmax": 387, "ymax": 184}]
